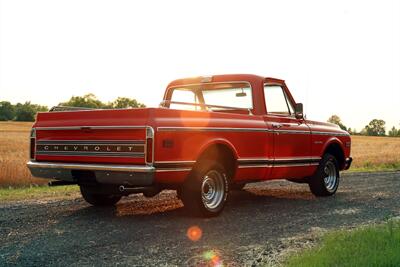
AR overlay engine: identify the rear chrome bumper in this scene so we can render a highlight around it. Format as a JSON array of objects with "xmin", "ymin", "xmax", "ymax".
[
  {"xmin": 27, "ymin": 161, "xmax": 155, "ymax": 186},
  {"xmin": 344, "ymin": 157, "xmax": 353, "ymax": 170}
]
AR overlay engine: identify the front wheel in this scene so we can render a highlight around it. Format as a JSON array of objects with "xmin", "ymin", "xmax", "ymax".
[
  {"xmin": 181, "ymin": 160, "xmax": 229, "ymax": 217},
  {"xmin": 80, "ymin": 186, "xmax": 122, "ymax": 206},
  {"xmin": 308, "ymin": 153, "xmax": 340, "ymax": 196}
]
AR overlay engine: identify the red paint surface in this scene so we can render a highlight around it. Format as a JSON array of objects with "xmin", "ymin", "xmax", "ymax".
[{"xmin": 32, "ymin": 74, "xmax": 351, "ymax": 185}]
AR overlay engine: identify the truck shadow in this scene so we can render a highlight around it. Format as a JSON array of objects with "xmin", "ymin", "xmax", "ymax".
[{"xmin": 69, "ymin": 182, "xmax": 356, "ymax": 221}]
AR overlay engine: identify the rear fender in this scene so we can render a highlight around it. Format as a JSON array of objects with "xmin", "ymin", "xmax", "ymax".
[{"xmin": 196, "ymin": 138, "xmax": 239, "ymax": 161}]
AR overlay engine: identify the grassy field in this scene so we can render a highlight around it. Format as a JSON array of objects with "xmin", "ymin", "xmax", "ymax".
[
  {"xmin": 351, "ymin": 135, "xmax": 400, "ymax": 171},
  {"xmin": 0, "ymin": 185, "xmax": 79, "ymax": 201},
  {"xmin": 285, "ymin": 219, "xmax": 400, "ymax": 267},
  {"xmin": 0, "ymin": 121, "xmax": 45, "ymax": 187},
  {"xmin": 0, "ymin": 121, "xmax": 399, "ymax": 187}
]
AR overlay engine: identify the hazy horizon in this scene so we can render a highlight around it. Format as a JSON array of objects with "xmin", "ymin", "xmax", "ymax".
[{"xmin": 1, "ymin": 0, "xmax": 399, "ymax": 132}]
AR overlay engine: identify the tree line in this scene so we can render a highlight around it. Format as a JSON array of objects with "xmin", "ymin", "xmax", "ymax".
[
  {"xmin": 0, "ymin": 98, "xmax": 398, "ymax": 137},
  {"xmin": 328, "ymin": 115, "xmax": 400, "ymax": 137},
  {"xmin": 0, "ymin": 94, "xmax": 145, "ymax": 122}
]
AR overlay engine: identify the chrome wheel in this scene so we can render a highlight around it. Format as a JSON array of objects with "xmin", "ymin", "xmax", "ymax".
[
  {"xmin": 201, "ymin": 170, "xmax": 225, "ymax": 211},
  {"xmin": 323, "ymin": 161, "xmax": 338, "ymax": 192}
]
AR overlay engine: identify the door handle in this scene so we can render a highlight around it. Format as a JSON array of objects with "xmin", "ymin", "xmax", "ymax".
[{"xmin": 272, "ymin": 123, "xmax": 283, "ymax": 129}]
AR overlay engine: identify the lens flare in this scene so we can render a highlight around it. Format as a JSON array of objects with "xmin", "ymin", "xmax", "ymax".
[
  {"xmin": 187, "ymin": 225, "xmax": 202, "ymax": 241},
  {"xmin": 203, "ymin": 250, "xmax": 223, "ymax": 266}
]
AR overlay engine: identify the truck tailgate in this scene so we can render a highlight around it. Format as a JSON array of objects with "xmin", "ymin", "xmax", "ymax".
[{"xmin": 33, "ymin": 108, "xmax": 151, "ymax": 165}]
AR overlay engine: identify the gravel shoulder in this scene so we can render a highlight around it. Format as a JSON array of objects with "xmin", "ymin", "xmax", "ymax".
[{"xmin": 1, "ymin": 171, "xmax": 399, "ymax": 266}]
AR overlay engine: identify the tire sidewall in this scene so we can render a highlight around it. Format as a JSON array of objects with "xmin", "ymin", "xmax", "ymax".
[
  {"xmin": 319, "ymin": 154, "xmax": 340, "ymax": 194},
  {"xmin": 309, "ymin": 153, "xmax": 340, "ymax": 196},
  {"xmin": 182, "ymin": 160, "xmax": 229, "ymax": 216}
]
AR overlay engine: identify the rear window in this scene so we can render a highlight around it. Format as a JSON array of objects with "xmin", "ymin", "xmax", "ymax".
[{"xmin": 167, "ymin": 82, "xmax": 253, "ymax": 112}]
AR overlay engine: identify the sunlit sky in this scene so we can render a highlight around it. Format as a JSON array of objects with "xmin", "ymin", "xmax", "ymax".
[{"xmin": 0, "ymin": 0, "xmax": 399, "ymax": 131}]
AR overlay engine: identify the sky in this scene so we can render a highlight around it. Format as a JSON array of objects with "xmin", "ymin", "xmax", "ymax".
[{"xmin": 0, "ymin": 0, "xmax": 399, "ymax": 132}]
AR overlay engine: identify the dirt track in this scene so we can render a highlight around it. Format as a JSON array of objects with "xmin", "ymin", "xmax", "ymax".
[{"xmin": 1, "ymin": 171, "xmax": 399, "ymax": 266}]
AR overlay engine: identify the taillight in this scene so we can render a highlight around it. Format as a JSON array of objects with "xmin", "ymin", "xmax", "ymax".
[
  {"xmin": 30, "ymin": 128, "xmax": 36, "ymax": 159},
  {"xmin": 145, "ymin": 127, "xmax": 154, "ymax": 165}
]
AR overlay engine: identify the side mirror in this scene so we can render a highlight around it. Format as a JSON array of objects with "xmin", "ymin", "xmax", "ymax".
[{"xmin": 295, "ymin": 103, "xmax": 303, "ymax": 119}]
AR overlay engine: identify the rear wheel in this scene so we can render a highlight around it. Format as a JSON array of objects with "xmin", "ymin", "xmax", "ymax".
[
  {"xmin": 181, "ymin": 160, "xmax": 229, "ymax": 217},
  {"xmin": 308, "ymin": 153, "xmax": 340, "ymax": 196},
  {"xmin": 80, "ymin": 186, "xmax": 122, "ymax": 206}
]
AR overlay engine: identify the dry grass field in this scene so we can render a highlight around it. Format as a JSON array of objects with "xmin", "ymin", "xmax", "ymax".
[
  {"xmin": 0, "ymin": 121, "xmax": 46, "ymax": 187},
  {"xmin": 351, "ymin": 135, "xmax": 400, "ymax": 170},
  {"xmin": 0, "ymin": 121, "xmax": 399, "ymax": 187}
]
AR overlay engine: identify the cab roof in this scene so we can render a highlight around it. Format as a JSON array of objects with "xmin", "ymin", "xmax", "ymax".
[{"xmin": 167, "ymin": 74, "xmax": 285, "ymax": 88}]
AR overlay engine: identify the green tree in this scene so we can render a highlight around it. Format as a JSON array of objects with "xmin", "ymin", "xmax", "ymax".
[
  {"xmin": 327, "ymin": 115, "xmax": 347, "ymax": 131},
  {"xmin": 0, "ymin": 101, "xmax": 15, "ymax": 121},
  {"xmin": 59, "ymin": 93, "xmax": 106, "ymax": 109},
  {"xmin": 110, "ymin": 97, "xmax": 146, "ymax": 108},
  {"xmin": 388, "ymin": 126, "xmax": 398, "ymax": 137},
  {"xmin": 364, "ymin": 119, "xmax": 386, "ymax": 136},
  {"xmin": 14, "ymin": 102, "xmax": 48, "ymax": 121}
]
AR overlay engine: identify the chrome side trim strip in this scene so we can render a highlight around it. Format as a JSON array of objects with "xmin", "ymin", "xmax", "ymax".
[
  {"xmin": 237, "ymin": 157, "xmax": 321, "ymax": 169},
  {"xmin": 155, "ymin": 168, "xmax": 192, "ymax": 172},
  {"xmin": 238, "ymin": 162, "xmax": 319, "ymax": 169},
  {"xmin": 312, "ymin": 131, "xmax": 349, "ymax": 136},
  {"xmin": 157, "ymin": 127, "xmax": 267, "ymax": 132},
  {"xmin": 154, "ymin": 160, "xmax": 196, "ymax": 164},
  {"xmin": 237, "ymin": 156, "xmax": 321, "ymax": 162},
  {"xmin": 34, "ymin": 125, "xmax": 348, "ymax": 136},
  {"xmin": 238, "ymin": 164, "xmax": 271, "ymax": 169},
  {"xmin": 35, "ymin": 126, "xmax": 147, "ymax": 131},
  {"xmin": 273, "ymin": 163, "xmax": 319, "ymax": 168},
  {"xmin": 274, "ymin": 130, "xmax": 310, "ymax": 134},
  {"xmin": 274, "ymin": 157, "xmax": 321, "ymax": 162},
  {"xmin": 156, "ymin": 126, "xmax": 348, "ymax": 136},
  {"xmin": 27, "ymin": 161, "xmax": 155, "ymax": 172}
]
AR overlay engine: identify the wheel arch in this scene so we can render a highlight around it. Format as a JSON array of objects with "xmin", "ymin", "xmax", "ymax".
[
  {"xmin": 322, "ymin": 138, "xmax": 346, "ymax": 170},
  {"xmin": 193, "ymin": 138, "xmax": 238, "ymax": 181}
]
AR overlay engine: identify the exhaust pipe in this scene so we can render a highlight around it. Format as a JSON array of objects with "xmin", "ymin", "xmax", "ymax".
[{"xmin": 119, "ymin": 185, "xmax": 147, "ymax": 193}]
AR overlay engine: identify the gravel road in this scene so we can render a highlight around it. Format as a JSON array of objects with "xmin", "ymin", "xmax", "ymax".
[{"xmin": 1, "ymin": 171, "xmax": 399, "ymax": 266}]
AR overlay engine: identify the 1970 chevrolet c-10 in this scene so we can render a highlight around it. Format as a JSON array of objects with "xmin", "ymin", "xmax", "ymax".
[{"xmin": 27, "ymin": 74, "xmax": 352, "ymax": 217}]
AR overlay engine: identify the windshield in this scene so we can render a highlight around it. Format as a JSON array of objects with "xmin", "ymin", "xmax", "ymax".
[{"xmin": 166, "ymin": 82, "xmax": 253, "ymax": 112}]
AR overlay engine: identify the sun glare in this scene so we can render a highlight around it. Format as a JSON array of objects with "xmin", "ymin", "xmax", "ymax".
[{"xmin": 187, "ymin": 225, "xmax": 202, "ymax": 242}]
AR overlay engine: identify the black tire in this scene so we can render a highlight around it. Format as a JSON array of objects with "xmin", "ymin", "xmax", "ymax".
[
  {"xmin": 181, "ymin": 160, "xmax": 229, "ymax": 217},
  {"xmin": 308, "ymin": 153, "xmax": 340, "ymax": 196},
  {"xmin": 80, "ymin": 186, "xmax": 122, "ymax": 206}
]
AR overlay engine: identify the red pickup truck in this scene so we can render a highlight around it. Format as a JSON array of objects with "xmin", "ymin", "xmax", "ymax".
[{"xmin": 27, "ymin": 74, "xmax": 352, "ymax": 217}]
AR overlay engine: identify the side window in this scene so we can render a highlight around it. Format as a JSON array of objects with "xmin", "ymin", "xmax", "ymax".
[
  {"xmin": 170, "ymin": 89, "xmax": 199, "ymax": 110},
  {"xmin": 264, "ymin": 85, "xmax": 294, "ymax": 115}
]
